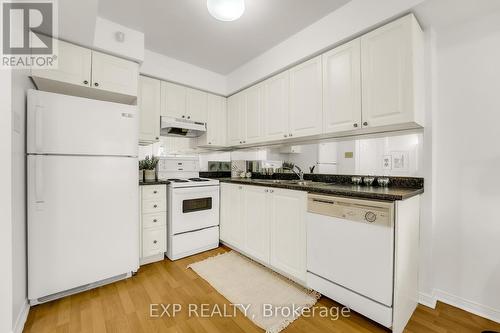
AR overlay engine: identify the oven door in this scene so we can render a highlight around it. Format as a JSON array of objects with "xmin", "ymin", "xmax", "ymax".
[{"xmin": 169, "ymin": 186, "xmax": 220, "ymax": 235}]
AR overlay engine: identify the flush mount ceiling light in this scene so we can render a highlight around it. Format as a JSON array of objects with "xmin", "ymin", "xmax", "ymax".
[{"xmin": 207, "ymin": 0, "xmax": 245, "ymax": 22}]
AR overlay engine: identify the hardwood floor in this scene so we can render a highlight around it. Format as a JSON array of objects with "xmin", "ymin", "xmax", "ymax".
[{"xmin": 24, "ymin": 247, "xmax": 500, "ymax": 333}]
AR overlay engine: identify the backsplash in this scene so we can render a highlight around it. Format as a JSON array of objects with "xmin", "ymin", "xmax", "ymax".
[{"xmin": 139, "ymin": 133, "xmax": 423, "ymax": 178}]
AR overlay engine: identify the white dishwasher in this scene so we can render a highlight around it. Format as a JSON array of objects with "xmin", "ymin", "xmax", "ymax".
[{"xmin": 306, "ymin": 193, "xmax": 395, "ymax": 328}]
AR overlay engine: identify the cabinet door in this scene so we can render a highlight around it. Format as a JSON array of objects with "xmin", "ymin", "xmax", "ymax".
[
  {"xmin": 245, "ymin": 85, "xmax": 263, "ymax": 143},
  {"xmin": 142, "ymin": 227, "xmax": 166, "ymax": 257},
  {"xmin": 220, "ymin": 183, "xmax": 245, "ymax": 248},
  {"xmin": 262, "ymin": 72, "xmax": 290, "ymax": 141},
  {"xmin": 289, "ymin": 56, "xmax": 323, "ymax": 138},
  {"xmin": 243, "ymin": 186, "xmax": 270, "ymax": 263},
  {"xmin": 270, "ymin": 188, "xmax": 307, "ymax": 282},
  {"xmin": 138, "ymin": 76, "xmax": 161, "ymax": 143},
  {"xmin": 227, "ymin": 93, "xmax": 245, "ymax": 146},
  {"xmin": 161, "ymin": 81, "xmax": 187, "ymax": 119},
  {"xmin": 186, "ymin": 88, "xmax": 208, "ymax": 123},
  {"xmin": 323, "ymin": 39, "xmax": 362, "ymax": 133},
  {"xmin": 91, "ymin": 51, "xmax": 139, "ymax": 97},
  {"xmin": 361, "ymin": 15, "xmax": 421, "ymax": 128},
  {"xmin": 205, "ymin": 94, "xmax": 227, "ymax": 146},
  {"xmin": 31, "ymin": 39, "xmax": 91, "ymax": 87}
]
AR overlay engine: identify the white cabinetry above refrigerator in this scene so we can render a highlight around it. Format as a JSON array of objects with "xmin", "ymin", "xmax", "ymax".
[{"xmin": 31, "ymin": 39, "xmax": 139, "ymax": 104}]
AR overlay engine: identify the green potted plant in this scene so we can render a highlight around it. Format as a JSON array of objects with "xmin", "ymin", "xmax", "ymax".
[
  {"xmin": 138, "ymin": 159, "xmax": 146, "ymax": 181},
  {"xmin": 143, "ymin": 155, "xmax": 159, "ymax": 181}
]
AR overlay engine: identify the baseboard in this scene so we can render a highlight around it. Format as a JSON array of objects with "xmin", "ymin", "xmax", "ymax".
[
  {"xmin": 433, "ymin": 289, "xmax": 500, "ymax": 324},
  {"xmin": 13, "ymin": 299, "xmax": 30, "ymax": 333},
  {"xmin": 418, "ymin": 292, "xmax": 437, "ymax": 309}
]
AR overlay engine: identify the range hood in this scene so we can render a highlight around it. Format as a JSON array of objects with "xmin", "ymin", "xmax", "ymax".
[{"xmin": 160, "ymin": 117, "xmax": 206, "ymax": 138}]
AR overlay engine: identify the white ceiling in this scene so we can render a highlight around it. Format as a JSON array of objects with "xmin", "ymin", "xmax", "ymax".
[{"xmin": 98, "ymin": 0, "xmax": 350, "ymax": 74}]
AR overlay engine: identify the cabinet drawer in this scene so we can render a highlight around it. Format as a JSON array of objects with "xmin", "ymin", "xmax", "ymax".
[
  {"xmin": 142, "ymin": 212, "xmax": 166, "ymax": 229},
  {"xmin": 142, "ymin": 227, "xmax": 166, "ymax": 258},
  {"xmin": 142, "ymin": 185, "xmax": 166, "ymax": 201},
  {"xmin": 142, "ymin": 199, "xmax": 166, "ymax": 214}
]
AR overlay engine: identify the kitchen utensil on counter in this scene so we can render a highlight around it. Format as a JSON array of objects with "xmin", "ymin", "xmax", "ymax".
[
  {"xmin": 377, "ymin": 177, "xmax": 390, "ymax": 187},
  {"xmin": 352, "ymin": 176, "xmax": 362, "ymax": 185},
  {"xmin": 363, "ymin": 176, "xmax": 375, "ymax": 186}
]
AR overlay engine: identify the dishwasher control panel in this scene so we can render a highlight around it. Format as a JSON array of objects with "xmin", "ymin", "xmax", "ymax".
[{"xmin": 307, "ymin": 194, "xmax": 393, "ymax": 226}]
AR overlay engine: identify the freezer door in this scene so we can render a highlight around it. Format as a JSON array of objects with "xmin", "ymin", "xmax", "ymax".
[
  {"xmin": 27, "ymin": 155, "xmax": 139, "ymax": 301},
  {"xmin": 27, "ymin": 89, "xmax": 138, "ymax": 156}
]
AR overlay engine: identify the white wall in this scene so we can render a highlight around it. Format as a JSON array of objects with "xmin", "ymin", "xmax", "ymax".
[
  {"xmin": 430, "ymin": 8, "xmax": 500, "ymax": 321},
  {"xmin": 93, "ymin": 17, "xmax": 144, "ymax": 62},
  {"xmin": 10, "ymin": 70, "xmax": 34, "ymax": 332},
  {"xmin": 140, "ymin": 50, "xmax": 227, "ymax": 95},
  {"xmin": 0, "ymin": 70, "xmax": 13, "ymax": 333},
  {"xmin": 226, "ymin": 0, "xmax": 426, "ymax": 94}
]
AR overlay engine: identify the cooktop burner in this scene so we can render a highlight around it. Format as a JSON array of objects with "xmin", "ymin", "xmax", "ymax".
[
  {"xmin": 188, "ymin": 178, "xmax": 210, "ymax": 182},
  {"xmin": 167, "ymin": 178, "xmax": 189, "ymax": 183}
]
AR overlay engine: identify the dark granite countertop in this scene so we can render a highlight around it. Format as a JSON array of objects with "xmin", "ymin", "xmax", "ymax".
[
  {"xmin": 139, "ymin": 180, "xmax": 170, "ymax": 186},
  {"xmin": 218, "ymin": 178, "xmax": 423, "ymax": 201}
]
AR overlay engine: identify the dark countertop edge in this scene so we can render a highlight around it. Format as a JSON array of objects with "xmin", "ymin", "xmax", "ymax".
[
  {"xmin": 139, "ymin": 180, "xmax": 170, "ymax": 186},
  {"xmin": 218, "ymin": 178, "xmax": 424, "ymax": 201}
]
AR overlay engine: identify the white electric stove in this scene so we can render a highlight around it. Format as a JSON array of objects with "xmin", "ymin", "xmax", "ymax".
[{"xmin": 157, "ymin": 156, "xmax": 220, "ymax": 260}]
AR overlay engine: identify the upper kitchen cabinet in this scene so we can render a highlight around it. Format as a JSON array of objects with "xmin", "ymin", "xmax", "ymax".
[
  {"xmin": 361, "ymin": 14, "xmax": 424, "ymax": 129},
  {"xmin": 138, "ymin": 76, "xmax": 161, "ymax": 144},
  {"xmin": 31, "ymin": 40, "xmax": 91, "ymax": 88},
  {"xmin": 186, "ymin": 88, "xmax": 208, "ymax": 123},
  {"xmin": 227, "ymin": 92, "xmax": 246, "ymax": 146},
  {"xmin": 289, "ymin": 55, "xmax": 323, "ymax": 138},
  {"xmin": 198, "ymin": 94, "xmax": 227, "ymax": 147},
  {"xmin": 91, "ymin": 51, "xmax": 139, "ymax": 98},
  {"xmin": 31, "ymin": 39, "xmax": 139, "ymax": 104},
  {"xmin": 262, "ymin": 71, "xmax": 290, "ymax": 141},
  {"xmin": 244, "ymin": 85, "xmax": 263, "ymax": 144},
  {"xmin": 161, "ymin": 82, "xmax": 208, "ymax": 124},
  {"xmin": 161, "ymin": 81, "xmax": 187, "ymax": 119},
  {"xmin": 322, "ymin": 39, "xmax": 362, "ymax": 133}
]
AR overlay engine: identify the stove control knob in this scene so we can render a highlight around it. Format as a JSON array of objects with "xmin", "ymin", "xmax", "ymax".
[{"xmin": 365, "ymin": 211, "xmax": 377, "ymax": 223}]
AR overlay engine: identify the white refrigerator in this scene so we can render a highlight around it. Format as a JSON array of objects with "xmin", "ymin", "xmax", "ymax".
[{"xmin": 27, "ymin": 90, "xmax": 139, "ymax": 304}]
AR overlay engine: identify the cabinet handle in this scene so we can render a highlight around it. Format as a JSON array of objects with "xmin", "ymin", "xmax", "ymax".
[
  {"xmin": 153, "ymin": 240, "xmax": 157, "ymax": 244},
  {"xmin": 289, "ymin": 133, "xmax": 293, "ymax": 137},
  {"xmin": 155, "ymin": 137, "xmax": 159, "ymax": 140},
  {"xmin": 153, "ymin": 219, "xmax": 158, "ymax": 222},
  {"xmin": 94, "ymin": 82, "xmax": 99, "ymax": 87},
  {"xmin": 182, "ymin": 115, "xmax": 186, "ymax": 118},
  {"xmin": 265, "ymin": 189, "xmax": 269, "ymax": 193},
  {"xmin": 270, "ymin": 190, "xmax": 274, "ymax": 193},
  {"xmin": 153, "ymin": 190, "xmax": 157, "ymax": 194},
  {"xmin": 353, "ymin": 123, "xmax": 358, "ymax": 128},
  {"xmin": 187, "ymin": 116, "xmax": 191, "ymax": 119},
  {"xmin": 153, "ymin": 204, "xmax": 157, "ymax": 208},
  {"xmin": 83, "ymin": 80, "xmax": 88, "ymax": 85},
  {"xmin": 284, "ymin": 134, "xmax": 288, "ymax": 138},
  {"xmin": 208, "ymin": 142, "xmax": 212, "ymax": 145},
  {"xmin": 363, "ymin": 121, "xmax": 368, "ymax": 126}
]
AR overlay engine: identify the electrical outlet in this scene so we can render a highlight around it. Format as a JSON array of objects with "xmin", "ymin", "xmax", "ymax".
[{"xmin": 383, "ymin": 155, "xmax": 392, "ymax": 170}]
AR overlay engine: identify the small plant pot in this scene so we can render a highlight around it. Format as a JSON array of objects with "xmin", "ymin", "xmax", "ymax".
[
  {"xmin": 144, "ymin": 170, "xmax": 156, "ymax": 181},
  {"xmin": 139, "ymin": 170, "xmax": 144, "ymax": 181}
]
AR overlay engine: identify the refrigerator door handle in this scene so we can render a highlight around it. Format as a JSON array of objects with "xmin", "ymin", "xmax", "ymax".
[
  {"xmin": 35, "ymin": 104, "xmax": 43, "ymax": 152},
  {"xmin": 34, "ymin": 156, "xmax": 44, "ymax": 203}
]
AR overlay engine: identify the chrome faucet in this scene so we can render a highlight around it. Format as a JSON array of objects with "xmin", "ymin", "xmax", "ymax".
[{"xmin": 284, "ymin": 165, "xmax": 304, "ymax": 181}]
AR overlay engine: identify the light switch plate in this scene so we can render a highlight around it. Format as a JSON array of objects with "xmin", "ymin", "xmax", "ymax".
[{"xmin": 391, "ymin": 151, "xmax": 409, "ymax": 170}]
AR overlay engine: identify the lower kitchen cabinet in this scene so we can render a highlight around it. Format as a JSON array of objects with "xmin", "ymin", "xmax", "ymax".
[
  {"xmin": 243, "ymin": 185, "xmax": 270, "ymax": 263},
  {"xmin": 220, "ymin": 183, "xmax": 245, "ymax": 249},
  {"xmin": 220, "ymin": 183, "xmax": 307, "ymax": 283},
  {"xmin": 269, "ymin": 188, "xmax": 307, "ymax": 282},
  {"xmin": 140, "ymin": 184, "xmax": 167, "ymax": 265}
]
